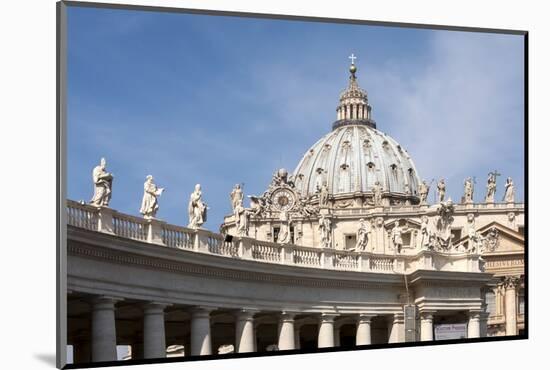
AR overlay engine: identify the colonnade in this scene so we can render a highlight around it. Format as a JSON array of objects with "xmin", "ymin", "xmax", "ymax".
[{"xmin": 71, "ymin": 295, "xmax": 486, "ymax": 363}]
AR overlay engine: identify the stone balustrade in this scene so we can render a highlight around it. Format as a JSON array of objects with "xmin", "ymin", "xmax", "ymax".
[{"xmin": 66, "ymin": 200, "xmax": 484, "ymax": 274}]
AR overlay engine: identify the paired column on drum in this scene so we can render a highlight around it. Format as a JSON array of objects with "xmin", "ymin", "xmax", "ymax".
[
  {"xmin": 356, "ymin": 314, "xmax": 374, "ymax": 345},
  {"xmin": 235, "ymin": 309, "xmax": 257, "ymax": 353},
  {"xmin": 91, "ymin": 296, "xmax": 122, "ymax": 362},
  {"xmin": 190, "ymin": 307, "xmax": 215, "ymax": 356},
  {"xmin": 142, "ymin": 302, "xmax": 170, "ymax": 359},
  {"xmin": 420, "ymin": 311, "xmax": 435, "ymax": 341}
]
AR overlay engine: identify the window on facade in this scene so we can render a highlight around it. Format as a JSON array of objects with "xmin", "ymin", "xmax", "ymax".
[
  {"xmin": 345, "ymin": 234, "xmax": 357, "ymax": 250},
  {"xmin": 518, "ymin": 226, "xmax": 525, "ymax": 236},
  {"xmin": 451, "ymin": 228, "xmax": 462, "ymax": 244},
  {"xmin": 485, "ymin": 290, "xmax": 496, "ymax": 316},
  {"xmin": 273, "ymin": 227, "xmax": 280, "ymax": 243}
]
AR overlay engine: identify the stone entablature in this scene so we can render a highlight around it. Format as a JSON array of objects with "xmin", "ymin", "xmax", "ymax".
[{"xmin": 67, "ymin": 200, "xmax": 485, "ymax": 275}]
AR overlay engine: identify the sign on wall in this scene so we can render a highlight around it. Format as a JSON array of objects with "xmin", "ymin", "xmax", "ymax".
[{"xmin": 434, "ymin": 323, "xmax": 467, "ymax": 340}]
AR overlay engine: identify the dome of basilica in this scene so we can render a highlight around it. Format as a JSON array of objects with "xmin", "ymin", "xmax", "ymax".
[{"xmin": 292, "ymin": 61, "xmax": 422, "ymax": 201}]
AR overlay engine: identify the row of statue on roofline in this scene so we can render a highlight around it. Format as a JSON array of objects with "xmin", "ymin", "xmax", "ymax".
[
  {"xmin": 88, "ymin": 158, "xmax": 207, "ymax": 228},
  {"xmin": 88, "ymin": 158, "xmax": 502, "ymax": 254}
]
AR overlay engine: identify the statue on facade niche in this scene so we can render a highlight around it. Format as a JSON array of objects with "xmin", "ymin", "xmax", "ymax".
[
  {"xmin": 463, "ymin": 177, "xmax": 474, "ymax": 204},
  {"xmin": 277, "ymin": 211, "xmax": 292, "ymax": 244},
  {"xmin": 230, "ymin": 184, "xmax": 244, "ymax": 211},
  {"xmin": 318, "ymin": 182, "xmax": 329, "ymax": 207},
  {"xmin": 437, "ymin": 179, "xmax": 446, "ymax": 203},
  {"xmin": 372, "ymin": 180, "xmax": 383, "ymax": 206},
  {"xmin": 234, "ymin": 203, "xmax": 249, "ymax": 236},
  {"xmin": 391, "ymin": 220, "xmax": 411, "ymax": 254},
  {"xmin": 503, "ymin": 177, "xmax": 515, "ymax": 203},
  {"xmin": 139, "ymin": 175, "xmax": 164, "ymax": 219},
  {"xmin": 188, "ymin": 184, "xmax": 208, "ymax": 228},
  {"xmin": 318, "ymin": 214, "xmax": 332, "ymax": 248},
  {"xmin": 435, "ymin": 199, "xmax": 455, "ymax": 250},
  {"xmin": 418, "ymin": 180, "xmax": 430, "ymax": 205},
  {"xmin": 248, "ymin": 195, "xmax": 266, "ymax": 217},
  {"xmin": 419, "ymin": 216, "xmax": 432, "ymax": 250},
  {"xmin": 485, "ymin": 171, "xmax": 499, "ymax": 203},
  {"xmin": 90, "ymin": 157, "xmax": 113, "ymax": 207},
  {"xmin": 356, "ymin": 218, "xmax": 371, "ymax": 251}
]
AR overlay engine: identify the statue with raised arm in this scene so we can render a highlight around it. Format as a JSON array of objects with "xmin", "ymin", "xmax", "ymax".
[
  {"xmin": 437, "ymin": 179, "xmax": 446, "ymax": 203},
  {"xmin": 356, "ymin": 218, "xmax": 370, "ymax": 251},
  {"xmin": 188, "ymin": 184, "xmax": 208, "ymax": 228},
  {"xmin": 503, "ymin": 177, "xmax": 515, "ymax": 203},
  {"xmin": 90, "ymin": 157, "xmax": 113, "ymax": 207},
  {"xmin": 139, "ymin": 175, "xmax": 164, "ymax": 219},
  {"xmin": 230, "ymin": 184, "xmax": 244, "ymax": 211},
  {"xmin": 463, "ymin": 177, "xmax": 474, "ymax": 204}
]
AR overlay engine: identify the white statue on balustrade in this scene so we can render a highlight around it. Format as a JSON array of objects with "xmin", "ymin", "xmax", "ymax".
[
  {"xmin": 90, "ymin": 157, "xmax": 113, "ymax": 207},
  {"xmin": 230, "ymin": 184, "xmax": 244, "ymax": 211},
  {"xmin": 188, "ymin": 184, "xmax": 208, "ymax": 228},
  {"xmin": 356, "ymin": 218, "xmax": 371, "ymax": 251},
  {"xmin": 463, "ymin": 177, "xmax": 474, "ymax": 204},
  {"xmin": 418, "ymin": 180, "xmax": 430, "ymax": 205},
  {"xmin": 234, "ymin": 204, "xmax": 249, "ymax": 236},
  {"xmin": 437, "ymin": 179, "xmax": 446, "ymax": 203},
  {"xmin": 503, "ymin": 177, "xmax": 515, "ymax": 203},
  {"xmin": 485, "ymin": 171, "xmax": 499, "ymax": 203},
  {"xmin": 391, "ymin": 220, "xmax": 411, "ymax": 254},
  {"xmin": 318, "ymin": 214, "xmax": 332, "ymax": 248},
  {"xmin": 139, "ymin": 175, "xmax": 164, "ymax": 219}
]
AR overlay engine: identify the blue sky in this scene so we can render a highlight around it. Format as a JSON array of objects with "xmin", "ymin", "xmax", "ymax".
[{"xmin": 67, "ymin": 6, "xmax": 525, "ymax": 230}]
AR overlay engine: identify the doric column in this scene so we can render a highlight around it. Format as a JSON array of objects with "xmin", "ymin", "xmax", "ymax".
[
  {"xmin": 91, "ymin": 296, "xmax": 121, "ymax": 362},
  {"xmin": 190, "ymin": 307, "xmax": 214, "ymax": 356},
  {"xmin": 235, "ymin": 309, "xmax": 257, "ymax": 353},
  {"xmin": 420, "ymin": 311, "xmax": 435, "ymax": 341},
  {"xmin": 356, "ymin": 314, "xmax": 374, "ymax": 345},
  {"xmin": 278, "ymin": 312, "xmax": 296, "ymax": 350},
  {"xmin": 143, "ymin": 302, "xmax": 169, "ymax": 359},
  {"xmin": 467, "ymin": 311, "xmax": 481, "ymax": 338},
  {"xmin": 504, "ymin": 276, "xmax": 520, "ymax": 336},
  {"xmin": 318, "ymin": 314, "xmax": 337, "ymax": 348},
  {"xmin": 388, "ymin": 313, "xmax": 404, "ymax": 343}
]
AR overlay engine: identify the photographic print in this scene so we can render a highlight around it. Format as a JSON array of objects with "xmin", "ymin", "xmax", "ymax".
[{"xmin": 58, "ymin": 2, "xmax": 526, "ymax": 368}]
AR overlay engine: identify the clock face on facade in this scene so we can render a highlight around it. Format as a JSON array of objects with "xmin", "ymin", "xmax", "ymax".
[{"xmin": 271, "ymin": 189, "xmax": 296, "ymax": 211}]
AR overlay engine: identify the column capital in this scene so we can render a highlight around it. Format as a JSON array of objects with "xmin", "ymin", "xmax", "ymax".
[
  {"xmin": 420, "ymin": 310, "xmax": 436, "ymax": 321},
  {"xmin": 142, "ymin": 302, "xmax": 172, "ymax": 314},
  {"xmin": 392, "ymin": 312, "xmax": 405, "ymax": 323},
  {"xmin": 469, "ymin": 310, "xmax": 481, "ymax": 320},
  {"xmin": 90, "ymin": 295, "xmax": 123, "ymax": 309},
  {"xmin": 503, "ymin": 275, "xmax": 521, "ymax": 290},
  {"xmin": 234, "ymin": 308, "xmax": 259, "ymax": 320},
  {"xmin": 319, "ymin": 313, "xmax": 338, "ymax": 323},
  {"xmin": 190, "ymin": 306, "xmax": 217, "ymax": 318},
  {"xmin": 357, "ymin": 313, "xmax": 376, "ymax": 323}
]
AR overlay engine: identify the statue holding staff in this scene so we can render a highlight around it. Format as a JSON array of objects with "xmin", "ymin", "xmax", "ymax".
[
  {"xmin": 188, "ymin": 184, "xmax": 208, "ymax": 228},
  {"xmin": 90, "ymin": 157, "xmax": 113, "ymax": 207}
]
